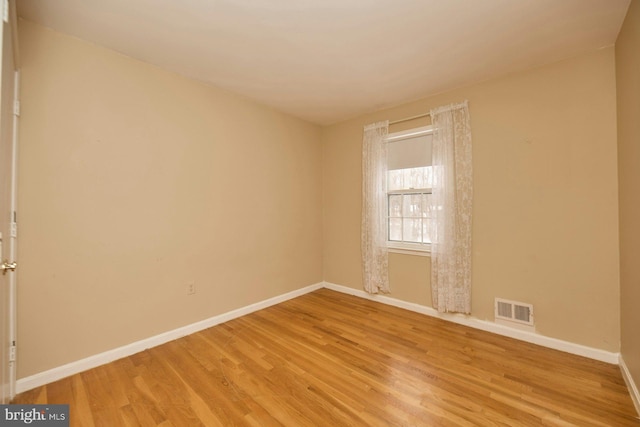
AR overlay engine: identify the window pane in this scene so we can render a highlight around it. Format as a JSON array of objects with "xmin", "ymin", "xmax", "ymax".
[
  {"xmin": 387, "ymin": 167, "xmax": 431, "ymax": 191},
  {"xmin": 403, "ymin": 194, "xmax": 423, "ymax": 218},
  {"xmin": 387, "ymin": 169, "xmax": 404, "ymax": 191},
  {"xmin": 389, "ymin": 218, "xmax": 402, "ymax": 241},
  {"xmin": 386, "ymin": 164, "xmax": 432, "ymax": 247},
  {"xmin": 408, "ymin": 168, "xmax": 425, "ymax": 189},
  {"xmin": 422, "ymin": 193, "xmax": 431, "ymax": 218},
  {"xmin": 422, "ymin": 219, "xmax": 431, "ymax": 244},
  {"xmin": 389, "ymin": 195, "xmax": 402, "ymax": 217},
  {"xmin": 402, "ymin": 169, "xmax": 413, "ymax": 189},
  {"xmin": 403, "ymin": 218, "xmax": 422, "ymax": 243},
  {"xmin": 423, "ymin": 193, "xmax": 433, "ymax": 243},
  {"xmin": 424, "ymin": 166, "xmax": 433, "ymax": 188}
]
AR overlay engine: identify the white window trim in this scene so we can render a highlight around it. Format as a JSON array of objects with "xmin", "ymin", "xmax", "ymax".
[
  {"xmin": 386, "ymin": 125, "xmax": 433, "ymax": 142},
  {"xmin": 388, "ymin": 242, "xmax": 431, "ymax": 256}
]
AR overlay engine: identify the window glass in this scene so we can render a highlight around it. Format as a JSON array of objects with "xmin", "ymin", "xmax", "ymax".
[{"xmin": 385, "ymin": 126, "xmax": 433, "ymax": 251}]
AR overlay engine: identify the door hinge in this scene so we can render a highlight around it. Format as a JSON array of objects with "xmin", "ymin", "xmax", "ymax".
[
  {"xmin": 13, "ymin": 100, "xmax": 19, "ymax": 117},
  {"xmin": 9, "ymin": 344, "xmax": 16, "ymax": 362}
]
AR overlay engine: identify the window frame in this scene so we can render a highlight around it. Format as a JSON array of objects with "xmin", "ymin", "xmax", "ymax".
[
  {"xmin": 385, "ymin": 125, "xmax": 433, "ymax": 256},
  {"xmin": 387, "ymin": 189, "xmax": 432, "ymax": 256}
]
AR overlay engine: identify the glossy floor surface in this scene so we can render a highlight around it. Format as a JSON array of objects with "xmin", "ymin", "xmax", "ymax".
[{"xmin": 13, "ymin": 289, "xmax": 640, "ymax": 426}]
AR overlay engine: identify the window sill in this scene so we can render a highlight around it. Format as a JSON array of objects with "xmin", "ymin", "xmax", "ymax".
[{"xmin": 387, "ymin": 244, "xmax": 431, "ymax": 257}]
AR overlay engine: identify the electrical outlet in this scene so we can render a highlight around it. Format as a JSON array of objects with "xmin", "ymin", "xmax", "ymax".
[{"xmin": 186, "ymin": 282, "xmax": 196, "ymax": 295}]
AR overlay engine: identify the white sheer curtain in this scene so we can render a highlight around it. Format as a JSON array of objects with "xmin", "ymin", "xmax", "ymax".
[
  {"xmin": 429, "ymin": 101, "xmax": 473, "ymax": 313},
  {"xmin": 361, "ymin": 121, "xmax": 390, "ymax": 294}
]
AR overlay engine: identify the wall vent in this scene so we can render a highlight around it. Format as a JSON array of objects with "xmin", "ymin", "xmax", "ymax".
[{"xmin": 495, "ymin": 298, "xmax": 534, "ymax": 326}]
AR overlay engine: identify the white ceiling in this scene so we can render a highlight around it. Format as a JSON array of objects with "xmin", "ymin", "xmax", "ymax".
[{"xmin": 17, "ymin": 0, "xmax": 631, "ymax": 125}]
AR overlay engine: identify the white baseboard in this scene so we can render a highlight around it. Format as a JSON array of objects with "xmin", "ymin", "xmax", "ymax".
[
  {"xmin": 323, "ymin": 281, "xmax": 620, "ymax": 365},
  {"xmin": 15, "ymin": 280, "xmax": 623, "ymax": 395},
  {"xmin": 620, "ymin": 355, "xmax": 640, "ymax": 418},
  {"xmin": 16, "ymin": 282, "xmax": 324, "ymax": 394}
]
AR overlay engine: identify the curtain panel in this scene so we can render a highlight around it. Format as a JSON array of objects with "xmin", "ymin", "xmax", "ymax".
[
  {"xmin": 429, "ymin": 101, "xmax": 473, "ymax": 313},
  {"xmin": 361, "ymin": 121, "xmax": 390, "ymax": 293}
]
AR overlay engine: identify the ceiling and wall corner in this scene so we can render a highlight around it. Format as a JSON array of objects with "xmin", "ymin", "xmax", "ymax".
[
  {"xmin": 10, "ymin": 0, "xmax": 636, "ymax": 397},
  {"xmin": 16, "ymin": 0, "xmax": 631, "ymax": 125}
]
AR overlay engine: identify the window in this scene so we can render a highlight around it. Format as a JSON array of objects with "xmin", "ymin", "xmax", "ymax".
[{"xmin": 386, "ymin": 126, "xmax": 433, "ymax": 254}]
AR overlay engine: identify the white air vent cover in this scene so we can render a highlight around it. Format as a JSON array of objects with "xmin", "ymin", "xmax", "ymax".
[{"xmin": 495, "ymin": 298, "xmax": 534, "ymax": 326}]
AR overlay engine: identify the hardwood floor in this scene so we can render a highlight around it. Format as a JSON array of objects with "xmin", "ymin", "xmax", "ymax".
[{"xmin": 13, "ymin": 289, "xmax": 640, "ymax": 426}]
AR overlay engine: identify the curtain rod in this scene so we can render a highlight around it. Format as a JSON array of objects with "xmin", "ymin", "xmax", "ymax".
[{"xmin": 389, "ymin": 112, "xmax": 430, "ymax": 125}]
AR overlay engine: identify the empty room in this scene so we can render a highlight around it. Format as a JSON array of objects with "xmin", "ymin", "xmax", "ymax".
[{"xmin": 1, "ymin": 0, "xmax": 639, "ymax": 425}]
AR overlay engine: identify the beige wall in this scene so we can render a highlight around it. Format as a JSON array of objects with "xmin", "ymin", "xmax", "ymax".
[
  {"xmin": 17, "ymin": 15, "xmax": 626, "ymax": 380},
  {"xmin": 323, "ymin": 48, "xmax": 620, "ymax": 351},
  {"xmin": 616, "ymin": 0, "xmax": 640, "ymax": 395},
  {"xmin": 17, "ymin": 21, "xmax": 323, "ymax": 377}
]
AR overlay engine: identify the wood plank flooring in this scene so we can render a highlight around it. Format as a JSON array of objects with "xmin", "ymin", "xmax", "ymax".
[{"xmin": 13, "ymin": 289, "xmax": 640, "ymax": 426}]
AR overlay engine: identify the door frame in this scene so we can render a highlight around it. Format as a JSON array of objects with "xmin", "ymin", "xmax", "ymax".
[
  {"xmin": 4, "ymin": 0, "xmax": 19, "ymax": 401},
  {"xmin": 7, "ymin": 68, "xmax": 18, "ymax": 401}
]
